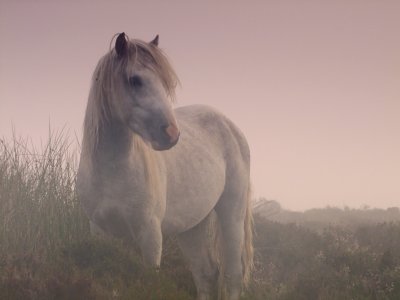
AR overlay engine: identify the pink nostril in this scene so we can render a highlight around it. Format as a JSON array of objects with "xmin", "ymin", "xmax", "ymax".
[{"xmin": 164, "ymin": 124, "xmax": 180, "ymax": 143}]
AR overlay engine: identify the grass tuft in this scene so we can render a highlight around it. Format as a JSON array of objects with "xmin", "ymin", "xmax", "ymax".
[
  {"xmin": 0, "ymin": 132, "xmax": 89, "ymax": 258},
  {"xmin": 0, "ymin": 132, "xmax": 193, "ymax": 299}
]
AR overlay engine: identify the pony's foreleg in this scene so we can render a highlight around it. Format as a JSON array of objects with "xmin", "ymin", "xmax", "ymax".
[
  {"xmin": 177, "ymin": 212, "xmax": 219, "ymax": 300},
  {"xmin": 137, "ymin": 217, "xmax": 163, "ymax": 267}
]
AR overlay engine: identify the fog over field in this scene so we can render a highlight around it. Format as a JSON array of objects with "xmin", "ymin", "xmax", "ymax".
[{"xmin": 1, "ymin": 0, "xmax": 399, "ymax": 210}]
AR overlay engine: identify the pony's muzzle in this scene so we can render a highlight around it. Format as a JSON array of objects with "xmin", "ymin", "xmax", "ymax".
[
  {"xmin": 164, "ymin": 123, "xmax": 180, "ymax": 144},
  {"xmin": 162, "ymin": 123, "xmax": 180, "ymax": 145},
  {"xmin": 152, "ymin": 123, "xmax": 180, "ymax": 151}
]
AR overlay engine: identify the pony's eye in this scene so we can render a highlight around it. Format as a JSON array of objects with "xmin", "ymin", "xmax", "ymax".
[{"xmin": 129, "ymin": 75, "xmax": 143, "ymax": 88}]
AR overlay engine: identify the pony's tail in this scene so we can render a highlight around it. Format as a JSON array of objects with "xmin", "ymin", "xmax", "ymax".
[{"xmin": 242, "ymin": 184, "xmax": 254, "ymax": 287}]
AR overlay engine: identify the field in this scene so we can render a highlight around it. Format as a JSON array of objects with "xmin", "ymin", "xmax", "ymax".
[{"xmin": 1, "ymin": 134, "xmax": 400, "ymax": 299}]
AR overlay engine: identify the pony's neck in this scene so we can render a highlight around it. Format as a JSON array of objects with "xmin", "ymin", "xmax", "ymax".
[{"xmin": 96, "ymin": 119, "xmax": 133, "ymax": 162}]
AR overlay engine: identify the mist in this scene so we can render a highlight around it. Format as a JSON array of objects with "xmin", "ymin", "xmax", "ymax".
[{"xmin": 1, "ymin": 0, "xmax": 399, "ymax": 210}]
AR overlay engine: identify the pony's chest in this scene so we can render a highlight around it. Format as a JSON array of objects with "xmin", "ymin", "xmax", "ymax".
[{"xmin": 97, "ymin": 163, "xmax": 146, "ymax": 202}]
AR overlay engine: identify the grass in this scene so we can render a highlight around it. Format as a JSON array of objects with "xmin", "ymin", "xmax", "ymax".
[
  {"xmin": 0, "ymin": 132, "xmax": 88, "ymax": 257},
  {"xmin": 0, "ymin": 132, "xmax": 194, "ymax": 299},
  {"xmin": 2, "ymin": 132, "xmax": 400, "ymax": 299}
]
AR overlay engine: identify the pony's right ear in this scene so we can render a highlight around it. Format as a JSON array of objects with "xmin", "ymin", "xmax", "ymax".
[{"xmin": 115, "ymin": 32, "xmax": 128, "ymax": 58}]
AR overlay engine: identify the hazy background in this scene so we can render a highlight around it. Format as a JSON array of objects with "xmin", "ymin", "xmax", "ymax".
[{"xmin": 0, "ymin": 0, "xmax": 399, "ymax": 211}]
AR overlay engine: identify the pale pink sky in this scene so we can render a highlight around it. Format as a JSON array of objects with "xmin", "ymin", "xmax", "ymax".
[{"xmin": 1, "ymin": 0, "xmax": 399, "ymax": 210}]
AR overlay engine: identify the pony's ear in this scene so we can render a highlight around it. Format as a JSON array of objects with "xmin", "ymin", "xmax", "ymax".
[
  {"xmin": 150, "ymin": 35, "xmax": 159, "ymax": 47},
  {"xmin": 115, "ymin": 32, "xmax": 128, "ymax": 58}
]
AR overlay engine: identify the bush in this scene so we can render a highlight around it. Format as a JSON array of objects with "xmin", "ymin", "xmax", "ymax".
[{"xmin": 251, "ymin": 216, "xmax": 400, "ymax": 299}]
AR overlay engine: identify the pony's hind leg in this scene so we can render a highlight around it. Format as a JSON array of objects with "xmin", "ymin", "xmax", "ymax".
[
  {"xmin": 215, "ymin": 185, "xmax": 249, "ymax": 300},
  {"xmin": 177, "ymin": 211, "xmax": 219, "ymax": 300}
]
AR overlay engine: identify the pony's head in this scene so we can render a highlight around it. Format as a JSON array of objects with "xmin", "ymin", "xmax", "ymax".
[{"xmin": 88, "ymin": 32, "xmax": 180, "ymax": 151}]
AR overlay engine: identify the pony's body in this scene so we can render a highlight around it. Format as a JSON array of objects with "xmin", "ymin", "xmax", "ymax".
[
  {"xmin": 79, "ymin": 104, "xmax": 248, "ymax": 235},
  {"xmin": 77, "ymin": 33, "xmax": 252, "ymax": 300}
]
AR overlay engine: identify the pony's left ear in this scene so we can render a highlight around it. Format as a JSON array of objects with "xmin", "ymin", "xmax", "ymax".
[
  {"xmin": 150, "ymin": 35, "xmax": 159, "ymax": 47},
  {"xmin": 115, "ymin": 32, "xmax": 128, "ymax": 58}
]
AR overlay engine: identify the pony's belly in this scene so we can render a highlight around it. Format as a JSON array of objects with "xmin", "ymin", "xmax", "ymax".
[
  {"xmin": 163, "ymin": 208, "xmax": 212, "ymax": 234},
  {"xmin": 162, "ymin": 170, "xmax": 225, "ymax": 235}
]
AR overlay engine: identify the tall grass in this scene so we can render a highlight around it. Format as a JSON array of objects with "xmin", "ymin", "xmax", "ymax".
[
  {"xmin": 3, "ymin": 131, "xmax": 400, "ymax": 299},
  {"xmin": 0, "ymin": 132, "xmax": 194, "ymax": 299},
  {"xmin": 0, "ymin": 132, "xmax": 89, "ymax": 257}
]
